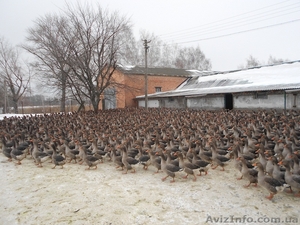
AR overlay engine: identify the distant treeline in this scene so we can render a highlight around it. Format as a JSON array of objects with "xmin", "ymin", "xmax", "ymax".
[{"xmin": 2, "ymin": 95, "xmax": 84, "ymax": 114}]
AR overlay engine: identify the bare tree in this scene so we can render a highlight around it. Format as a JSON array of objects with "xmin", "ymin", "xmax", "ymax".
[
  {"xmin": 61, "ymin": 2, "xmax": 132, "ymax": 112},
  {"xmin": 23, "ymin": 14, "xmax": 73, "ymax": 112},
  {"xmin": 174, "ymin": 46, "xmax": 211, "ymax": 70},
  {"xmin": 23, "ymin": 2, "xmax": 132, "ymax": 113},
  {"xmin": 268, "ymin": 56, "xmax": 289, "ymax": 65},
  {"xmin": 127, "ymin": 30, "xmax": 212, "ymax": 70},
  {"xmin": 0, "ymin": 37, "xmax": 30, "ymax": 113},
  {"xmin": 238, "ymin": 55, "xmax": 261, "ymax": 69},
  {"xmin": 0, "ymin": 83, "xmax": 4, "ymax": 112},
  {"xmin": 116, "ymin": 25, "xmax": 139, "ymax": 66},
  {"xmin": 238, "ymin": 55, "xmax": 288, "ymax": 69},
  {"xmin": 160, "ymin": 43, "xmax": 180, "ymax": 68},
  {"xmin": 139, "ymin": 31, "xmax": 163, "ymax": 67}
]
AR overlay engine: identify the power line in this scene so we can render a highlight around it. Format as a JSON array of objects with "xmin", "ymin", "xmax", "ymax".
[
  {"xmin": 162, "ymin": 7, "xmax": 300, "ymax": 43},
  {"xmin": 158, "ymin": 0, "xmax": 295, "ymax": 38},
  {"xmin": 170, "ymin": 18, "xmax": 300, "ymax": 45}
]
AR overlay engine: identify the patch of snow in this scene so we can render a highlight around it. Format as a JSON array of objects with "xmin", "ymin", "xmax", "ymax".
[
  {"xmin": 119, "ymin": 65, "xmax": 136, "ymax": 70},
  {"xmin": 186, "ymin": 70, "xmax": 218, "ymax": 77},
  {"xmin": 0, "ymin": 114, "xmax": 28, "ymax": 120}
]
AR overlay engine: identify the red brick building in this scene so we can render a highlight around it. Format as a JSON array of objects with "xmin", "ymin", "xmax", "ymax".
[{"xmin": 102, "ymin": 66, "xmax": 191, "ymax": 109}]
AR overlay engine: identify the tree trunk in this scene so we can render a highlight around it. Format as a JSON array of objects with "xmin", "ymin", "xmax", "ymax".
[
  {"xmin": 91, "ymin": 101, "xmax": 98, "ymax": 113},
  {"xmin": 90, "ymin": 93, "xmax": 101, "ymax": 113},
  {"xmin": 60, "ymin": 91, "xmax": 66, "ymax": 112},
  {"xmin": 60, "ymin": 71, "xmax": 67, "ymax": 112},
  {"xmin": 77, "ymin": 102, "xmax": 85, "ymax": 112},
  {"xmin": 12, "ymin": 100, "xmax": 18, "ymax": 114}
]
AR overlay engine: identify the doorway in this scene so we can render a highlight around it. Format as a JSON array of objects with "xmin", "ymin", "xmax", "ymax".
[
  {"xmin": 104, "ymin": 88, "xmax": 116, "ymax": 109},
  {"xmin": 224, "ymin": 93, "xmax": 233, "ymax": 110}
]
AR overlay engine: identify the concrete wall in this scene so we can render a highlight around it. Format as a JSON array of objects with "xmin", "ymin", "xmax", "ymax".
[
  {"xmin": 160, "ymin": 97, "xmax": 186, "ymax": 108},
  {"xmin": 187, "ymin": 96, "xmax": 224, "ymax": 109},
  {"xmin": 138, "ymin": 99, "xmax": 159, "ymax": 108},
  {"xmin": 137, "ymin": 91, "xmax": 300, "ymax": 110},
  {"xmin": 287, "ymin": 93, "xmax": 300, "ymax": 109},
  {"xmin": 233, "ymin": 92, "xmax": 300, "ymax": 110},
  {"xmin": 187, "ymin": 92, "xmax": 300, "ymax": 110}
]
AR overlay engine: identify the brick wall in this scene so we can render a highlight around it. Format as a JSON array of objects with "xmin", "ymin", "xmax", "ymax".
[
  {"xmin": 123, "ymin": 74, "xmax": 186, "ymax": 107},
  {"xmin": 100, "ymin": 69, "xmax": 187, "ymax": 109}
]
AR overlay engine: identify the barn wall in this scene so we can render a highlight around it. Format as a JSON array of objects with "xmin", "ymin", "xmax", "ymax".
[
  {"xmin": 287, "ymin": 93, "xmax": 300, "ymax": 109},
  {"xmin": 187, "ymin": 96, "xmax": 224, "ymax": 109},
  {"xmin": 234, "ymin": 94, "xmax": 280, "ymax": 109},
  {"xmin": 138, "ymin": 99, "xmax": 159, "ymax": 108},
  {"xmin": 233, "ymin": 92, "xmax": 298, "ymax": 109},
  {"xmin": 160, "ymin": 97, "xmax": 186, "ymax": 108},
  {"xmin": 137, "ymin": 92, "xmax": 300, "ymax": 110}
]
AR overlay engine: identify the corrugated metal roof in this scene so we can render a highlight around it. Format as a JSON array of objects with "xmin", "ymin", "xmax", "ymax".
[{"xmin": 136, "ymin": 60, "xmax": 300, "ymax": 99}]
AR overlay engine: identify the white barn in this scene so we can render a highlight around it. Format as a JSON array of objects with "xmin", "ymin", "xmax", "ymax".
[{"xmin": 136, "ymin": 60, "xmax": 300, "ymax": 110}]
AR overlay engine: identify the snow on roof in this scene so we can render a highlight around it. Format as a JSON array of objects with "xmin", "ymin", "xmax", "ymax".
[
  {"xmin": 117, "ymin": 66, "xmax": 192, "ymax": 77},
  {"xmin": 136, "ymin": 60, "xmax": 300, "ymax": 99},
  {"xmin": 185, "ymin": 70, "xmax": 219, "ymax": 77},
  {"xmin": 117, "ymin": 64, "xmax": 136, "ymax": 70}
]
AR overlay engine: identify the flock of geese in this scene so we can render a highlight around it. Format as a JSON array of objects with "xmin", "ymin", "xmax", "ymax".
[{"xmin": 1, "ymin": 108, "xmax": 300, "ymax": 200}]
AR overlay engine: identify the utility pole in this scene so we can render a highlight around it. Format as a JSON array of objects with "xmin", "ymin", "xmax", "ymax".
[
  {"xmin": 143, "ymin": 39, "xmax": 151, "ymax": 110},
  {"xmin": 3, "ymin": 79, "xmax": 7, "ymax": 113}
]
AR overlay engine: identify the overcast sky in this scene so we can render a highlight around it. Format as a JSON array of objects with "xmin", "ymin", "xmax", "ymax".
[{"xmin": 0, "ymin": 0, "xmax": 300, "ymax": 71}]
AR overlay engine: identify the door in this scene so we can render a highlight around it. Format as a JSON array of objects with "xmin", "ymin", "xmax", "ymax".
[
  {"xmin": 104, "ymin": 88, "xmax": 116, "ymax": 109},
  {"xmin": 224, "ymin": 93, "xmax": 233, "ymax": 110}
]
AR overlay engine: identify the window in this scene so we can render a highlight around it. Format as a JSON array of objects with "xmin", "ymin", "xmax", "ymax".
[
  {"xmin": 155, "ymin": 87, "xmax": 162, "ymax": 92},
  {"xmin": 255, "ymin": 91, "xmax": 268, "ymax": 99},
  {"xmin": 104, "ymin": 88, "xmax": 116, "ymax": 109}
]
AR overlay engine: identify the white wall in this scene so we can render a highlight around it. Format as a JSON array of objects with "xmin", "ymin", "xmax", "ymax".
[
  {"xmin": 234, "ymin": 94, "xmax": 280, "ymax": 109},
  {"xmin": 148, "ymin": 100, "xmax": 159, "ymax": 108},
  {"xmin": 138, "ymin": 100, "xmax": 159, "ymax": 108},
  {"xmin": 138, "ymin": 100, "xmax": 145, "ymax": 107},
  {"xmin": 162, "ymin": 98, "xmax": 186, "ymax": 108},
  {"xmin": 138, "ymin": 92, "xmax": 300, "ymax": 110},
  {"xmin": 287, "ymin": 93, "xmax": 300, "ymax": 109},
  {"xmin": 233, "ymin": 93, "xmax": 299, "ymax": 109},
  {"xmin": 187, "ymin": 96, "xmax": 224, "ymax": 109}
]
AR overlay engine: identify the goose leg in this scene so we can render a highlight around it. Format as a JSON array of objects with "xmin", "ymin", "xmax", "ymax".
[
  {"xmin": 286, "ymin": 187, "xmax": 293, "ymax": 193},
  {"xmin": 266, "ymin": 193, "xmax": 274, "ymax": 200},
  {"xmin": 212, "ymin": 165, "xmax": 218, "ymax": 170},
  {"xmin": 192, "ymin": 174, "xmax": 197, "ymax": 181},
  {"xmin": 243, "ymin": 182, "xmax": 251, "ymax": 188},
  {"xmin": 162, "ymin": 175, "xmax": 169, "ymax": 181},
  {"xmin": 294, "ymin": 193, "xmax": 300, "ymax": 197}
]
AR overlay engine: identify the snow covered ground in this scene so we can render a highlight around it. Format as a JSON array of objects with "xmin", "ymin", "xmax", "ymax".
[
  {"xmin": 0, "ymin": 113, "xmax": 300, "ymax": 225},
  {"xmin": 0, "ymin": 151, "xmax": 299, "ymax": 225},
  {"xmin": 0, "ymin": 114, "xmax": 26, "ymax": 120}
]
